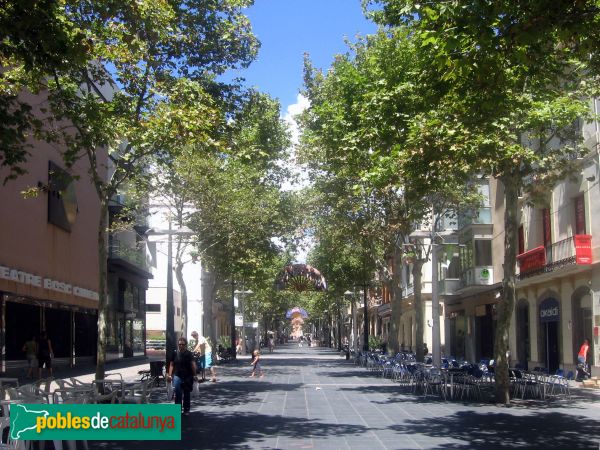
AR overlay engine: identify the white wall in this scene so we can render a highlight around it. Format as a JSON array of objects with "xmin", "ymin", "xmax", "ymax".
[{"xmin": 146, "ymin": 200, "xmax": 203, "ymax": 340}]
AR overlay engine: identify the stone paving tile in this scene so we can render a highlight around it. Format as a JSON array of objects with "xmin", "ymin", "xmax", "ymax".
[{"xmin": 49, "ymin": 344, "xmax": 600, "ymax": 450}]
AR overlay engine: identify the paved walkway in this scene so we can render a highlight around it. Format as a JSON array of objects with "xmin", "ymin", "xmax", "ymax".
[{"xmin": 75, "ymin": 344, "xmax": 600, "ymax": 449}]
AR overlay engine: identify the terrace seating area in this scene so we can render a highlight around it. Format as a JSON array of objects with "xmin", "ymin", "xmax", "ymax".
[
  {"xmin": 0, "ymin": 368, "xmax": 164, "ymax": 450},
  {"xmin": 353, "ymin": 351, "xmax": 573, "ymax": 403}
]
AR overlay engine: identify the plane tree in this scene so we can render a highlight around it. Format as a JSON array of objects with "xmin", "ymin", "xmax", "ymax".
[
  {"xmin": 299, "ymin": 29, "xmax": 479, "ymax": 361},
  {"xmin": 367, "ymin": 0, "xmax": 596, "ymax": 403},
  {"xmin": 1, "ymin": 0, "xmax": 260, "ymax": 380}
]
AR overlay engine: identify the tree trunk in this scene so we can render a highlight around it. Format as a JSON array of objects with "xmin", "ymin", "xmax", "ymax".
[
  {"xmin": 95, "ymin": 199, "xmax": 109, "ymax": 381},
  {"xmin": 201, "ymin": 264, "xmax": 217, "ymax": 343},
  {"xmin": 389, "ymin": 244, "xmax": 403, "ymax": 354},
  {"xmin": 413, "ymin": 259, "xmax": 425, "ymax": 362},
  {"xmin": 494, "ymin": 172, "xmax": 520, "ymax": 404},
  {"xmin": 175, "ymin": 260, "xmax": 187, "ymax": 338}
]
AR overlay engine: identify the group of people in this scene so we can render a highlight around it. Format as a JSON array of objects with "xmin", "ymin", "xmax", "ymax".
[
  {"xmin": 166, "ymin": 331, "xmax": 216, "ymax": 415},
  {"xmin": 22, "ymin": 331, "xmax": 54, "ymax": 379},
  {"xmin": 167, "ymin": 331, "xmax": 266, "ymax": 415}
]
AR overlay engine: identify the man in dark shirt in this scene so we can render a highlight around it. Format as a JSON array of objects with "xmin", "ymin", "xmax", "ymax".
[{"xmin": 167, "ymin": 337, "xmax": 196, "ymax": 415}]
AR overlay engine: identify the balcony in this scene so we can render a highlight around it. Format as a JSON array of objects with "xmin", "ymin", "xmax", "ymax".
[
  {"xmin": 459, "ymin": 266, "xmax": 494, "ymax": 289},
  {"xmin": 438, "ymin": 278, "xmax": 461, "ymax": 296},
  {"xmin": 458, "ymin": 207, "xmax": 492, "ymax": 229},
  {"xmin": 108, "ymin": 237, "xmax": 150, "ymax": 272},
  {"xmin": 517, "ymin": 234, "xmax": 592, "ymax": 280}
]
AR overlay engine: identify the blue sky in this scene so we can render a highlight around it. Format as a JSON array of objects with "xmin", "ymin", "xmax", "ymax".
[{"xmin": 229, "ymin": 0, "xmax": 377, "ymax": 114}]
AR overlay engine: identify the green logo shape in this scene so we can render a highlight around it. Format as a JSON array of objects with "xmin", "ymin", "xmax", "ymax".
[{"xmin": 11, "ymin": 404, "xmax": 181, "ymax": 441}]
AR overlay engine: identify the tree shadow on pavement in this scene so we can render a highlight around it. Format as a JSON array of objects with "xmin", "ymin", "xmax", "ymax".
[
  {"xmin": 90, "ymin": 411, "xmax": 370, "ymax": 450},
  {"xmin": 149, "ymin": 381, "xmax": 303, "ymax": 408},
  {"xmin": 388, "ymin": 410, "xmax": 600, "ymax": 449}
]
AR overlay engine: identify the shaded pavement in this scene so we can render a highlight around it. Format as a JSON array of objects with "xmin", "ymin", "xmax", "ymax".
[{"xmin": 79, "ymin": 344, "xmax": 600, "ymax": 449}]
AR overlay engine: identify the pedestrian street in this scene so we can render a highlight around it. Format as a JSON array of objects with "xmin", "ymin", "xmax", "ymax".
[{"xmin": 88, "ymin": 344, "xmax": 600, "ymax": 450}]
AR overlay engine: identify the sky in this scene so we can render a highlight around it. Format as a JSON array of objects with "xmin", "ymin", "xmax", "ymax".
[
  {"xmin": 229, "ymin": 0, "xmax": 377, "ymax": 118},
  {"xmin": 226, "ymin": 0, "xmax": 377, "ymax": 262}
]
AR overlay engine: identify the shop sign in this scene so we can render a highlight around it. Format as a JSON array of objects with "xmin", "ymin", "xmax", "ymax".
[
  {"xmin": 539, "ymin": 297, "xmax": 559, "ymax": 323},
  {"xmin": 0, "ymin": 264, "xmax": 99, "ymax": 301},
  {"xmin": 475, "ymin": 267, "xmax": 493, "ymax": 285},
  {"xmin": 575, "ymin": 235, "xmax": 592, "ymax": 265}
]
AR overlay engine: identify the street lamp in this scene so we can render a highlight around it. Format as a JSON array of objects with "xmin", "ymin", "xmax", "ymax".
[
  {"xmin": 361, "ymin": 285, "xmax": 369, "ymax": 352},
  {"xmin": 344, "ymin": 290, "xmax": 358, "ymax": 352},
  {"xmin": 234, "ymin": 288, "xmax": 253, "ymax": 355},
  {"xmin": 146, "ymin": 220, "xmax": 193, "ymax": 367}
]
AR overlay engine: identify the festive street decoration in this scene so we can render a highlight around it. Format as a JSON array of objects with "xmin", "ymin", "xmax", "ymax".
[{"xmin": 275, "ymin": 263, "xmax": 327, "ymax": 292}]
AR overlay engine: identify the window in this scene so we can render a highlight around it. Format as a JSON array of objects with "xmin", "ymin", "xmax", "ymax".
[
  {"xmin": 439, "ymin": 245, "xmax": 460, "ymax": 279},
  {"xmin": 542, "ymin": 208, "xmax": 552, "ymax": 247},
  {"xmin": 48, "ymin": 161, "xmax": 78, "ymax": 231},
  {"xmin": 518, "ymin": 225, "xmax": 524, "ymax": 255},
  {"xmin": 474, "ymin": 240, "xmax": 492, "ymax": 266},
  {"xmin": 575, "ymin": 194, "xmax": 586, "ymax": 235},
  {"xmin": 478, "ymin": 180, "xmax": 491, "ymax": 206},
  {"xmin": 460, "ymin": 240, "xmax": 474, "ymax": 271},
  {"xmin": 146, "ymin": 304, "xmax": 160, "ymax": 313}
]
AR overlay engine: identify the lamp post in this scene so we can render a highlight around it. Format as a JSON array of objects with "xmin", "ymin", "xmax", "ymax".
[
  {"xmin": 431, "ymin": 230, "xmax": 441, "ymax": 368},
  {"xmin": 362, "ymin": 284, "xmax": 369, "ymax": 352},
  {"xmin": 234, "ymin": 288, "xmax": 253, "ymax": 355},
  {"xmin": 345, "ymin": 290, "xmax": 358, "ymax": 353},
  {"xmin": 230, "ymin": 279, "xmax": 236, "ymax": 360},
  {"xmin": 146, "ymin": 220, "xmax": 194, "ymax": 367}
]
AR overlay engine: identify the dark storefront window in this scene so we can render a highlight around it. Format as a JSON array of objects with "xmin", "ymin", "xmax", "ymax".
[
  {"xmin": 5, "ymin": 302, "xmax": 41, "ymax": 360},
  {"xmin": 449, "ymin": 313, "xmax": 466, "ymax": 360},
  {"xmin": 44, "ymin": 308, "xmax": 71, "ymax": 358},
  {"xmin": 475, "ymin": 304, "xmax": 495, "ymax": 360},
  {"xmin": 74, "ymin": 312, "xmax": 97, "ymax": 357}
]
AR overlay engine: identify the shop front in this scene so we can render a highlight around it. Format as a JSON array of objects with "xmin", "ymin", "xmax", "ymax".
[
  {"xmin": 0, "ymin": 292, "xmax": 98, "ymax": 372},
  {"xmin": 539, "ymin": 297, "xmax": 561, "ymax": 373}
]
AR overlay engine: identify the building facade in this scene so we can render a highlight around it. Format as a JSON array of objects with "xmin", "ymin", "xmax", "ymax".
[{"xmin": 0, "ymin": 103, "xmax": 103, "ymax": 370}]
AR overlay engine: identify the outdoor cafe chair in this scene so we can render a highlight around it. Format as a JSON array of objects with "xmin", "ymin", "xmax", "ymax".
[
  {"xmin": 52, "ymin": 388, "xmax": 93, "ymax": 405},
  {"xmin": 68, "ymin": 378, "xmax": 88, "ymax": 388},
  {"xmin": 423, "ymin": 368, "xmax": 446, "ymax": 399},
  {"xmin": 0, "ymin": 415, "xmax": 25, "ymax": 450},
  {"xmin": 91, "ymin": 378, "xmax": 122, "ymax": 404},
  {"xmin": 7, "ymin": 386, "xmax": 46, "ymax": 404},
  {"xmin": 121, "ymin": 378, "xmax": 158, "ymax": 404}
]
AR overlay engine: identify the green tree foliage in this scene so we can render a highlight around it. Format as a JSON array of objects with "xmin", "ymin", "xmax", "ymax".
[
  {"xmin": 367, "ymin": 0, "xmax": 596, "ymax": 403},
  {"xmin": 0, "ymin": 0, "xmax": 90, "ymax": 180},
  {"xmin": 185, "ymin": 91, "xmax": 293, "ymax": 281},
  {"xmin": 0, "ymin": 0, "xmax": 259, "ymax": 379},
  {"xmin": 300, "ymin": 29, "xmax": 480, "ymax": 359}
]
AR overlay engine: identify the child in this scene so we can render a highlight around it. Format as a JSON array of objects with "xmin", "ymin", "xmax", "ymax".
[{"xmin": 249, "ymin": 350, "xmax": 264, "ymax": 378}]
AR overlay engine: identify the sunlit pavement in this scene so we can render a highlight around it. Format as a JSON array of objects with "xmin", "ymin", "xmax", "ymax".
[{"xmin": 87, "ymin": 343, "xmax": 600, "ymax": 450}]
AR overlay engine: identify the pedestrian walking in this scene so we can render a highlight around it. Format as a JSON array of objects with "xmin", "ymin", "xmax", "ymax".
[
  {"xmin": 191, "ymin": 331, "xmax": 205, "ymax": 381},
  {"xmin": 167, "ymin": 337, "xmax": 196, "ymax": 416},
  {"xmin": 249, "ymin": 349, "xmax": 264, "ymax": 378},
  {"xmin": 37, "ymin": 331, "xmax": 54, "ymax": 378},
  {"xmin": 268, "ymin": 336, "xmax": 275, "ymax": 353},
  {"xmin": 576, "ymin": 338, "xmax": 591, "ymax": 381},
  {"xmin": 22, "ymin": 335, "xmax": 37, "ymax": 379},
  {"xmin": 192, "ymin": 332, "xmax": 217, "ymax": 382}
]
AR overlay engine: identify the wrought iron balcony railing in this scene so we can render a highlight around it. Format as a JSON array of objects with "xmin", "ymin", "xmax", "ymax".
[{"xmin": 517, "ymin": 234, "xmax": 592, "ymax": 280}]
